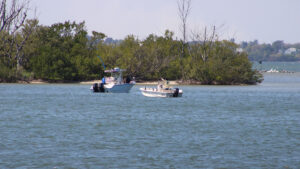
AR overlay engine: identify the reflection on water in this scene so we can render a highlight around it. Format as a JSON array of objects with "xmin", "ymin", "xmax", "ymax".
[{"xmin": 0, "ymin": 74, "xmax": 299, "ymax": 168}]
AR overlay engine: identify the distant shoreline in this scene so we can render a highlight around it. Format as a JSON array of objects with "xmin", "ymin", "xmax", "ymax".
[
  {"xmin": 5, "ymin": 79, "xmax": 244, "ymax": 85},
  {"xmin": 14, "ymin": 79, "xmax": 181, "ymax": 85},
  {"xmin": 1, "ymin": 79, "xmax": 193, "ymax": 85},
  {"xmin": 2, "ymin": 72, "xmax": 298, "ymax": 85}
]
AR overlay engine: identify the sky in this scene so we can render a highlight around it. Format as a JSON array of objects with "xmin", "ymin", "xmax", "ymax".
[{"xmin": 30, "ymin": 0, "xmax": 300, "ymax": 43}]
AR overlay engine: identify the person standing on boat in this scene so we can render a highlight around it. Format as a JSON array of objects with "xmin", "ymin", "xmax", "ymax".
[
  {"xmin": 125, "ymin": 76, "xmax": 131, "ymax": 84},
  {"xmin": 102, "ymin": 77, "xmax": 106, "ymax": 84}
]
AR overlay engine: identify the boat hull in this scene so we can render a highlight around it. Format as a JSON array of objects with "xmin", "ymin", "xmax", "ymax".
[
  {"xmin": 91, "ymin": 83, "xmax": 135, "ymax": 93},
  {"xmin": 91, "ymin": 67, "xmax": 135, "ymax": 93},
  {"xmin": 140, "ymin": 88, "xmax": 183, "ymax": 97},
  {"xmin": 105, "ymin": 83, "xmax": 135, "ymax": 93}
]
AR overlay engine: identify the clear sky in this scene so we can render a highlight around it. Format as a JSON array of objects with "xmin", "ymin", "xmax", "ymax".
[{"xmin": 30, "ymin": 0, "xmax": 300, "ymax": 43}]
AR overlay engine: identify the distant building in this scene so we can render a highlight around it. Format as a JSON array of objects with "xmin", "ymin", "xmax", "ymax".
[{"xmin": 284, "ymin": 48, "xmax": 297, "ymax": 55}]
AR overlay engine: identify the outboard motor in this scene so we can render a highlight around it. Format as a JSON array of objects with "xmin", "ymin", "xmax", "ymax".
[
  {"xmin": 173, "ymin": 88, "xmax": 179, "ymax": 97},
  {"xmin": 99, "ymin": 83, "xmax": 105, "ymax": 92},
  {"xmin": 93, "ymin": 83, "xmax": 99, "ymax": 92}
]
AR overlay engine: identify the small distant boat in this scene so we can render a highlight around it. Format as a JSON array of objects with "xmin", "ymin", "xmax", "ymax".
[
  {"xmin": 266, "ymin": 68, "xmax": 279, "ymax": 73},
  {"xmin": 140, "ymin": 79, "xmax": 183, "ymax": 98},
  {"xmin": 91, "ymin": 67, "xmax": 135, "ymax": 93}
]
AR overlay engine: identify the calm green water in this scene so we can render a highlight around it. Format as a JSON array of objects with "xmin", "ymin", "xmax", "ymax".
[{"xmin": 1, "ymin": 75, "xmax": 300, "ymax": 168}]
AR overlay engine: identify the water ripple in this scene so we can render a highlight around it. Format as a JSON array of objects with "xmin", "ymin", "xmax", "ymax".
[{"xmin": 0, "ymin": 75, "xmax": 300, "ymax": 168}]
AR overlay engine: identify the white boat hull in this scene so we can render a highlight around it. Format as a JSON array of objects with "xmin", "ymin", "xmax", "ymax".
[
  {"xmin": 91, "ymin": 83, "xmax": 135, "ymax": 93},
  {"xmin": 140, "ymin": 88, "xmax": 183, "ymax": 97},
  {"xmin": 105, "ymin": 83, "xmax": 135, "ymax": 93},
  {"xmin": 91, "ymin": 67, "xmax": 135, "ymax": 93}
]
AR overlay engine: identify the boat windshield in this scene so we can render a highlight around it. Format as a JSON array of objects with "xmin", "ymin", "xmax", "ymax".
[
  {"xmin": 104, "ymin": 67, "xmax": 125, "ymax": 84},
  {"xmin": 158, "ymin": 79, "xmax": 171, "ymax": 89}
]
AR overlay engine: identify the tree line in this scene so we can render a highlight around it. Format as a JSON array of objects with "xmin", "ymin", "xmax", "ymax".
[
  {"xmin": 0, "ymin": 20, "xmax": 262, "ymax": 84},
  {"xmin": 240, "ymin": 40, "xmax": 300, "ymax": 61},
  {"xmin": 0, "ymin": 0, "xmax": 262, "ymax": 84}
]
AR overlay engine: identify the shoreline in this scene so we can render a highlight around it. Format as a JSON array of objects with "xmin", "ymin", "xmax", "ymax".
[
  {"xmin": 4, "ymin": 79, "xmax": 189, "ymax": 85},
  {"xmin": 2, "ymin": 72, "xmax": 299, "ymax": 85},
  {"xmin": 6, "ymin": 79, "xmax": 247, "ymax": 86},
  {"xmin": 3, "ymin": 79, "xmax": 177, "ymax": 85}
]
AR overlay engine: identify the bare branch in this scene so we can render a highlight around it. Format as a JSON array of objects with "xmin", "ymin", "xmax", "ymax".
[
  {"xmin": 189, "ymin": 25, "xmax": 219, "ymax": 62},
  {"xmin": 177, "ymin": 0, "xmax": 191, "ymax": 43},
  {"xmin": 0, "ymin": 0, "xmax": 29, "ymax": 33},
  {"xmin": 0, "ymin": 0, "xmax": 7, "ymax": 31},
  {"xmin": 0, "ymin": 0, "xmax": 31, "ymax": 70}
]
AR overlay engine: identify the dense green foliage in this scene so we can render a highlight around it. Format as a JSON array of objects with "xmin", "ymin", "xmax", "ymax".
[
  {"xmin": 0, "ymin": 20, "xmax": 262, "ymax": 84},
  {"xmin": 187, "ymin": 40, "xmax": 262, "ymax": 84},
  {"xmin": 240, "ymin": 40, "xmax": 300, "ymax": 61},
  {"xmin": 27, "ymin": 21, "xmax": 101, "ymax": 81}
]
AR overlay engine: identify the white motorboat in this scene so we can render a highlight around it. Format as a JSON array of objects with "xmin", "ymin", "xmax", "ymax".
[
  {"xmin": 140, "ymin": 79, "xmax": 183, "ymax": 97},
  {"xmin": 266, "ymin": 68, "xmax": 279, "ymax": 73},
  {"xmin": 91, "ymin": 67, "xmax": 135, "ymax": 93}
]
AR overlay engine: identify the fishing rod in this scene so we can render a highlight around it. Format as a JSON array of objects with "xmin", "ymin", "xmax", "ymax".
[{"xmin": 97, "ymin": 55, "xmax": 106, "ymax": 70}]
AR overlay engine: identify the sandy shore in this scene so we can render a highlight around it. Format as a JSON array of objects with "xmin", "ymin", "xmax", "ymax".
[
  {"xmin": 79, "ymin": 80, "xmax": 102, "ymax": 85},
  {"xmin": 19, "ymin": 78, "xmax": 261, "ymax": 85},
  {"xmin": 136, "ymin": 81, "xmax": 179, "ymax": 85},
  {"xmin": 29, "ymin": 80, "xmax": 48, "ymax": 84},
  {"xmin": 23, "ymin": 79, "xmax": 179, "ymax": 85},
  {"xmin": 80, "ymin": 80, "xmax": 179, "ymax": 85}
]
